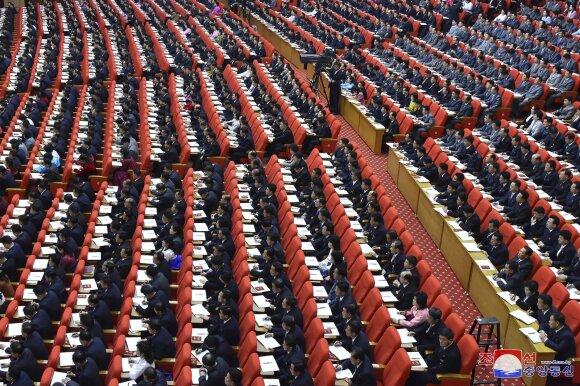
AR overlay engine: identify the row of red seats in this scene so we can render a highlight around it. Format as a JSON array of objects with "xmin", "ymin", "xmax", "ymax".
[
  {"xmin": 103, "ymin": 0, "xmax": 145, "ymax": 78},
  {"xmin": 0, "ymin": 7, "xmax": 22, "ymax": 99},
  {"xmin": 306, "ymin": 148, "xmax": 480, "ymax": 386}
]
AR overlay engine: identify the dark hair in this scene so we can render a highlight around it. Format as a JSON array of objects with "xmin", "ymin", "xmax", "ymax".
[{"xmin": 415, "ymin": 291, "xmax": 428, "ymax": 309}]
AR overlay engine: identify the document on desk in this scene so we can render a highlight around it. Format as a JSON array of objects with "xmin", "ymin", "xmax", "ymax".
[
  {"xmin": 498, "ymin": 291, "xmax": 517, "ymax": 305},
  {"xmin": 260, "ymin": 355, "xmax": 280, "ymax": 375},
  {"xmin": 257, "ymin": 334, "xmax": 280, "ymax": 349},
  {"xmin": 335, "ymin": 369, "xmax": 354, "ymax": 380},
  {"xmin": 6, "ymin": 323, "xmax": 23, "ymax": 337},
  {"xmin": 330, "ymin": 345, "xmax": 351, "ymax": 361},
  {"xmin": 474, "ymin": 259, "xmax": 495, "ymax": 271},
  {"xmin": 388, "ymin": 308, "xmax": 405, "ymax": 321},
  {"xmin": 316, "ymin": 302, "xmax": 333, "ymax": 318},
  {"xmin": 408, "ymin": 351, "xmax": 428, "ymax": 370},
  {"xmin": 255, "ymin": 314, "xmax": 273, "ymax": 329},
  {"xmin": 486, "ymin": 276, "xmax": 502, "ymax": 288},
  {"xmin": 464, "ymin": 243, "xmax": 481, "ymax": 252},
  {"xmin": 510, "ymin": 309, "xmax": 537, "ymax": 325},
  {"xmin": 520, "ymin": 327, "xmax": 542, "ymax": 343},
  {"xmin": 66, "ymin": 332, "xmax": 81, "ymax": 347},
  {"xmin": 381, "ymin": 291, "xmax": 398, "ymax": 303},
  {"xmin": 397, "ymin": 328, "xmax": 417, "ymax": 345},
  {"xmin": 59, "ymin": 351, "xmax": 75, "ymax": 367},
  {"xmin": 253, "ymin": 295, "xmax": 271, "ymax": 312},
  {"xmin": 568, "ymin": 287, "xmax": 580, "ymax": 301},
  {"xmin": 51, "ymin": 371, "xmax": 69, "ymax": 385}
]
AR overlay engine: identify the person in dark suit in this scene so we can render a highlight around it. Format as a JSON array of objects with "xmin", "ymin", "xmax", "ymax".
[
  {"xmin": 67, "ymin": 349, "xmax": 100, "ymax": 386},
  {"xmin": 97, "ymin": 275, "xmax": 122, "ymax": 311},
  {"xmin": 32, "ymin": 284, "xmax": 61, "ymax": 321},
  {"xmin": 10, "ymin": 225, "xmax": 33, "ymax": 255},
  {"xmin": 381, "ymin": 240, "xmax": 407, "ymax": 275},
  {"xmin": 4, "ymin": 366, "xmax": 34, "ymax": 386},
  {"xmin": 85, "ymin": 294, "xmax": 112, "ymax": 330},
  {"xmin": 288, "ymin": 361, "xmax": 314, "ymax": 386},
  {"xmin": 458, "ymin": 205, "xmax": 481, "ymax": 240},
  {"xmin": 144, "ymin": 318, "xmax": 176, "ymax": 360},
  {"xmin": 433, "ymin": 163, "xmax": 452, "ymax": 192},
  {"xmin": 23, "ymin": 304, "xmax": 52, "ymax": 339},
  {"xmin": 525, "ymin": 207, "xmax": 548, "ymax": 240},
  {"xmin": 198, "ymin": 335, "xmax": 238, "ymax": 368},
  {"xmin": 538, "ymin": 216, "xmax": 561, "ymax": 252},
  {"xmin": 4, "ymin": 323, "xmax": 48, "ymax": 361},
  {"xmin": 198, "ymin": 352, "xmax": 229, "ymax": 386},
  {"xmin": 0, "ymin": 252, "xmax": 19, "ymax": 282},
  {"xmin": 135, "ymin": 284, "xmax": 169, "ymax": 318},
  {"xmin": 406, "ymin": 328, "xmax": 462, "ymax": 386},
  {"xmin": 545, "ymin": 230, "xmax": 576, "ymax": 268},
  {"xmin": 37, "ymin": 180, "xmax": 53, "ymax": 210},
  {"xmin": 138, "ymin": 367, "xmax": 167, "ymax": 386},
  {"xmin": 505, "ymin": 191, "xmax": 532, "ymax": 227},
  {"xmin": 539, "ymin": 313, "xmax": 576, "ymax": 361},
  {"xmin": 483, "ymin": 233, "xmax": 509, "ymax": 267},
  {"xmin": 532, "ymin": 294, "xmax": 558, "ymax": 331},
  {"xmin": 417, "ymin": 156, "xmax": 438, "ymax": 184},
  {"xmin": 336, "ymin": 347, "xmax": 376, "ymax": 386},
  {"xmin": 410, "ymin": 307, "xmax": 447, "ymax": 356},
  {"xmin": 2, "ymin": 236, "xmax": 26, "ymax": 268},
  {"xmin": 270, "ymin": 296, "xmax": 303, "ymax": 329},
  {"xmin": 329, "ymin": 281, "xmax": 356, "ymax": 318},
  {"xmin": 495, "ymin": 261, "xmax": 523, "ymax": 292},
  {"xmin": 270, "ymin": 315, "xmax": 305, "ymax": 353},
  {"xmin": 393, "ymin": 271, "xmax": 417, "ymax": 311},
  {"xmin": 512, "ymin": 280, "xmax": 539, "ymax": 313},
  {"xmin": 0, "ymin": 342, "xmax": 41, "ymax": 382},
  {"xmin": 78, "ymin": 331, "xmax": 108, "ymax": 370},
  {"xmin": 277, "ymin": 334, "xmax": 306, "ymax": 384},
  {"xmin": 208, "ymin": 305, "xmax": 240, "ymax": 347},
  {"xmin": 336, "ymin": 320, "xmax": 372, "ymax": 360},
  {"xmin": 365, "ymin": 214, "xmax": 387, "ymax": 248},
  {"xmin": 557, "ymin": 248, "xmax": 580, "ymax": 284},
  {"xmin": 512, "ymin": 247, "xmax": 534, "ymax": 281}
]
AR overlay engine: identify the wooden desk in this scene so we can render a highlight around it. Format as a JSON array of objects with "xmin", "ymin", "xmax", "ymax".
[
  {"xmin": 416, "ymin": 194, "xmax": 445, "ymax": 248},
  {"xmin": 388, "ymin": 152, "xmax": 555, "ymax": 386},
  {"xmin": 387, "ymin": 148, "xmax": 401, "ymax": 184}
]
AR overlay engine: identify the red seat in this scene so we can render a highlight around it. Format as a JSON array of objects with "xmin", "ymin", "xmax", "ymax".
[
  {"xmin": 561, "ymin": 301, "xmax": 580, "ymax": 335},
  {"xmin": 304, "ymin": 318, "xmax": 324, "ymax": 354},
  {"xmin": 445, "ymin": 313, "xmax": 466, "ymax": 343},
  {"xmin": 365, "ymin": 306, "xmax": 391, "ymax": 343},
  {"xmin": 242, "ymin": 353, "xmax": 261, "ymax": 385},
  {"xmin": 307, "ymin": 339, "xmax": 329, "ymax": 377},
  {"xmin": 314, "ymin": 361, "xmax": 337, "ymax": 386},
  {"xmin": 531, "ymin": 266, "xmax": 556, "ymax": 293},
  {"xmin": 360, "ymin": 288, "xmax": 383, "ymax": 322},
  {"xmin": 373, "ymin": 326, "xmax": 401, "ymax": 364},
  {"xmin": 431, "ymin": 294, "xmax": 453, "ymax": 320},
  {"xmin": 420, "ymin": 275, "xmax": 442, "ymax": 306},
  {"xmin": 378, "ymin": 348, "xmax": 412, "ymax": 386},
  {"xmin": 547, "ymin": 282, "xmax": 570, "ymax": 310}
]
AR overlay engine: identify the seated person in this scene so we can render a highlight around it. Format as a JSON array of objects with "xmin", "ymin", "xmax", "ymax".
[
  {"xmin": 409, "ymin": 307, "xmax": 447, "ymax": 356},
  {"xmin": 539, "ymin": 313, "xmax": 575, "ymax": 361},
  {"xmin": 405, "ymin": 328, "xmax": 461, "ymax": 386}
]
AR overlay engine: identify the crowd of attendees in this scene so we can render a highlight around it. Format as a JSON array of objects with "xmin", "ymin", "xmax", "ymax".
[{"xmin": 0, "ymin": 0, "xmax": 578, "ymax": 384}]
